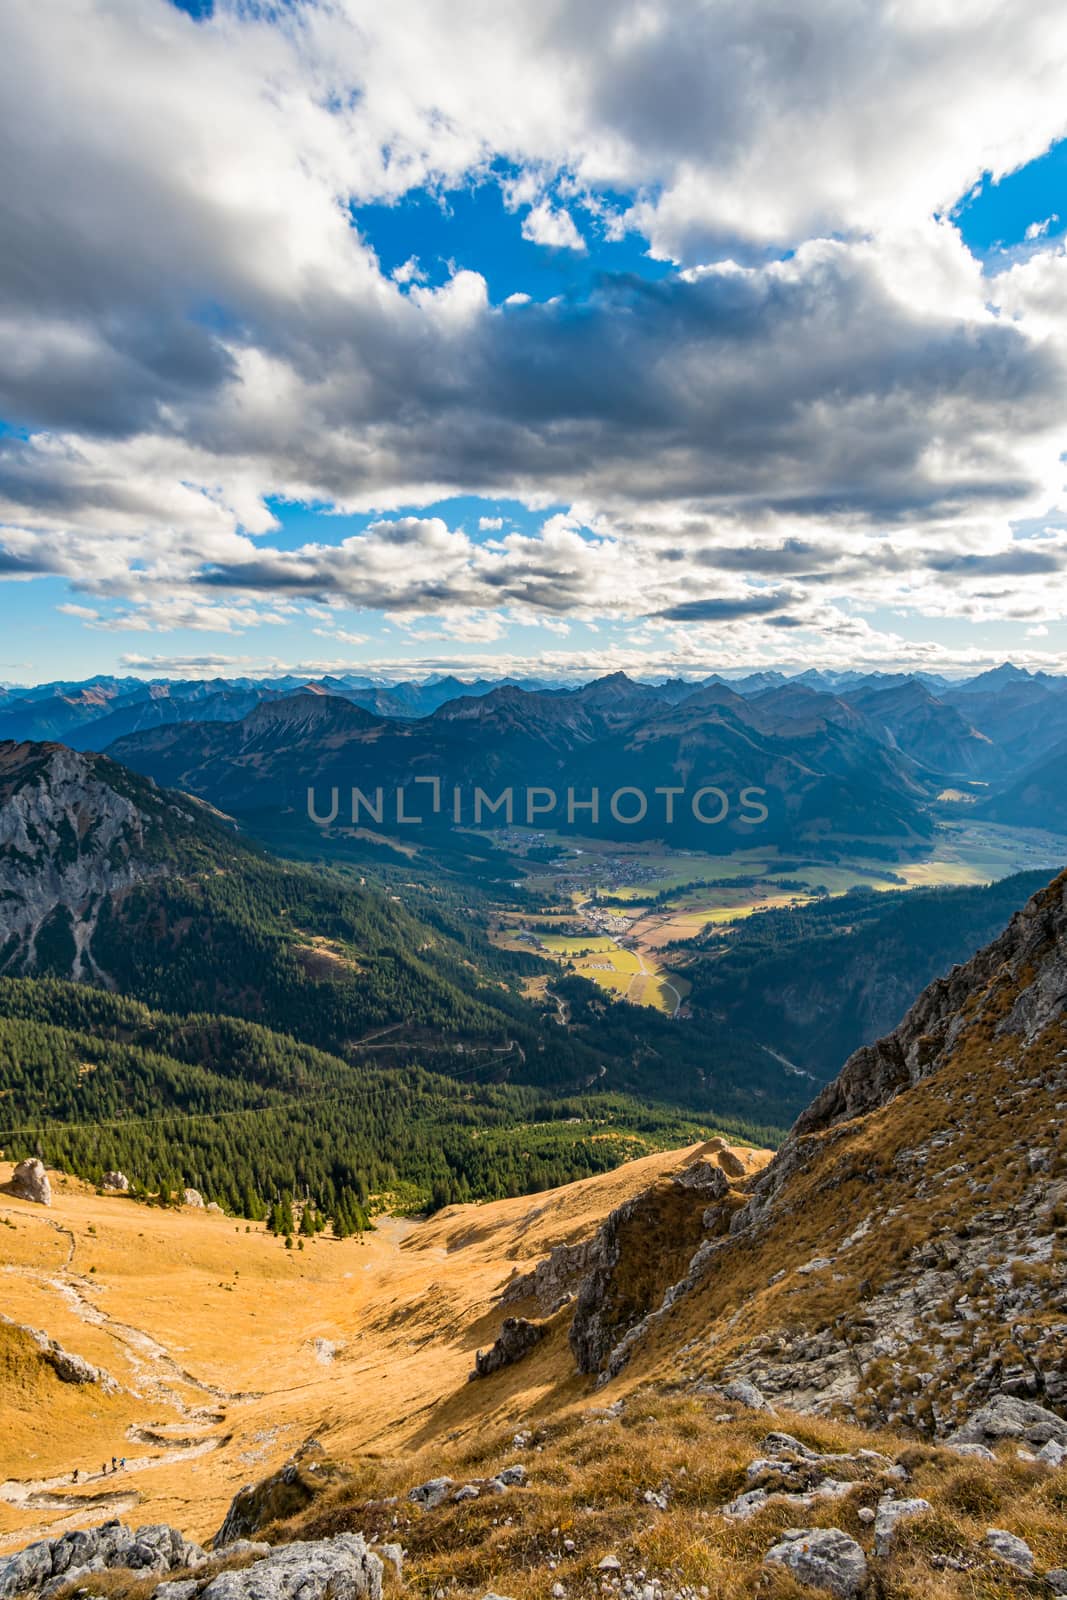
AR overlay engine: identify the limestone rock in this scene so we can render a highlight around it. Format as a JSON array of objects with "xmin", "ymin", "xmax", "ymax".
[
  {"xmin": 101, "ymin": 1170, "xmax": 130, "ymax": 1192},
  {"xmin": 153, "ymin": 1582, "xmax": 199, "ymax": 1600},
  {"xmin": 949, "ymin": 1397, "xmax": 1067, "ymax": 1449},
  {"xmin": 0, "ymin": 1541, "xmax": 53, "ymax": 1598},
  {"xmin": 763, "ymin": 1528, "xmax": 867, "ymax": 1598},
  {"xmin": 199, "ymin": 1535, "xmax": 381, "ymax": 1600},
  {"xmin": 672, "ymin": 1160, "xmax": 729, "ymax": 1196},
  {"xmin": 721, "ymin": 1378, "xmax": 768, "ymax": 1411},
  {"xmin": 984, "ymin": 1528, "xmax": 1034, "ymax": 1573},
  {"xmin": 0, "ymin": 743, "xmax": 178, "ymax": 981},
  {"xmin": 472, "ymin": 1317, "xmax": 544, "ymax": 1379},
  {"xmin": 215, "ymin": 1441, "xmax": 343, "ymax": 1545},
  {"xmin": 500, "ymin": 1235, "xmax": 599, "ymax": 1315},
  {"xmin": 212, "ymin": 1542, "xmax": 271, "ymax": 1562},
  {"xmin": 0, "ymin": 1520, "xmax": 206, "ymax": 1598},
  {"xmin": 44, "ymin": 1341, "xmax": 104, "ymax": 1386},
  {"xmin": 183, "ymin": 1188, "xmax": 205, "ymax": 1208},
  {"xmin": 568, "ymin": 1177, "xmax": 718, "ymax": 1375},
  {"xmin": 408, "ymin": 1477, "xmax": 453, "ymax": 1509},
  {"xmin": 874, "ymin": 1495, "xmax": 933, "ymax": 1556},
  {"xmin": 9, "ymin": 1158, "xmax": 51, "ymax": 1206}
]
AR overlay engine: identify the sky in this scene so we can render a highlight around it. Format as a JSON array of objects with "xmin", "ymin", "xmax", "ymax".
[{"xmin": 3, "ymin": 2, "xmax": 1067, "ymax": 684}]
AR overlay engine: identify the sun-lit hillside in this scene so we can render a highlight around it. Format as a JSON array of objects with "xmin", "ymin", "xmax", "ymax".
[{"xmin": 1, "ymin": 1143, "xmax": 761, "ymax": 1555}]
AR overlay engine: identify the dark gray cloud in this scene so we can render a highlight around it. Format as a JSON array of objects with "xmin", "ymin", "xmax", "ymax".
[{"xmin": 656, "ymin": 589, "xmax": 796, "ymax": 622}]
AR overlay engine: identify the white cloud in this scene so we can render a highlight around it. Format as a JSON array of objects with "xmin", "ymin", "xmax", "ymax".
[
  {"xmin": 521, "ymin": 200, "xmax": 587, "ymax": 252},
  {"xmin": 478, "ymin": 515, "xmax": 503, "ymax": 530},
  {"xmin": 3, "ymin": 0, "xmax": 1067, "ymax": 665},
  {"xmin": 392, "ymin": 256, "xmax": 427, "ymax": 284},
  {"xmin": 1026, "ymin": 214, "xmax": 1060, "ymax": 240}
]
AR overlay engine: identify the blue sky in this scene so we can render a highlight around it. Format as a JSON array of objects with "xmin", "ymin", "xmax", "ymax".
[{"xmin": 3, "ymin": 0, "xmax": 1067, "ymax": 685}]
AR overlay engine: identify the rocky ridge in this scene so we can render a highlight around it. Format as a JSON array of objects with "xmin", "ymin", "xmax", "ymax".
[
  {"xmin": 484, "ymin": 872, "xmax": 1067, "ymax": 1434},
  {"xmin": 0, "ymin": 743, "xmax": 211, "ymax": 980}
]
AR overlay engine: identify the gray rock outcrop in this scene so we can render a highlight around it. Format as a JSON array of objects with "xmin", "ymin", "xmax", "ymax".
[
  {"xmin": 949, "ymin": 1396, "xmax": 1067, "ymax": 1449},
  {"xmin": 984, "ymin": 1528, "xmax": 1034, "ymax": 1573},
  {"xmin": 198, "ymin": 1535, "xmax": 381, "ymax": 1600},
  {"xmin": 0, "ymin": 743, "xmax": 176, "ymax": 981},
  {"xmin": 0, "ymin": 1520, "xmax": 205, "ymax": 1598},
  {"xmin": 500, "ymin": 1235, "xmax": 600, "ymax": 1315},
  {"xmin": 215, "ymin": 1440, "xmax": 342, "ymax": 1545},
  {"xmin": 102, "ymin": 1170, "xmax": 130, "ymax": 1192},
  {"xmin": 44, "ymin": 1340, "xmax": 107, "ymax": 1386},
  {"xmin": 9, "ymin": 1158, "xmax": 51, "ymax": 1206},
  {"xmin": 763, "ymin": 1527, "xmax": 867, "ymax": 1598},
  {"xmin": 471, "ymin": 1316, "xmax": 545, "ymax": 1379},
  {"xmin": 408, "ymin": 1477, "xmax": 453, "ymax": 1509},
  {"xmin": 873, "ymin": 1495, "xmax": 932, "ymax": 1556}
]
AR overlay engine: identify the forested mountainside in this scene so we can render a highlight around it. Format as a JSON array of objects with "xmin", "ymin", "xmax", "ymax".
[
  {"xmin": 0, "ymin": 977, "xmax": 748, "ymax": 1219},
  {"xmin": 679, "ymin": 870, "xmax": 1052, "ymax": 1076},
  {"xmin": 0, "ymin": 741, "xmax": 810, "ymax": 1123},
  {"xmin": 107, "ymin": 678, "xmax": 936, "ymax": 854}
]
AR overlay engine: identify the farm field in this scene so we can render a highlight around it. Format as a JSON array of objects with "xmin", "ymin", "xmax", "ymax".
[{"xmin": 489, "ymin": 820, "xmax": 1067, "ymax": 1015}]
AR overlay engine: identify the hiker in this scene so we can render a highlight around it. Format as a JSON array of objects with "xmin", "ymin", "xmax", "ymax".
[
  {"xmin": 102, "ymin": 1462, "xmax": 107, "ymax": 1476},
  {"xmin": 120, "ymin": 1457, "xmax": 126, "ymax": 1470},
  {"xmin": 112, "ymin": 1456, "xmax": 117, "ymax": 1471},
  {"xmin": 72, "ymin": 1468, "xmax": 79, "ymax": 1484}
]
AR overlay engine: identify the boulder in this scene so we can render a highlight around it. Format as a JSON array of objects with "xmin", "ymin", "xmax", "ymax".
[
  {"xmin": 0, "ymin": 1521, "xmax": 205, "ymax": 1598},
  {"xmin": 874, "ymin": 1495, "xmax": 933, "ymax": 1556},
  {"xmin": 183, "ymin": 1188, "xmax": 205, "ymax": 1209},
  {"xmin": 408, "ymin": 1477, "xmax": 453, "ymax": 1509},
  {"xmin": 198, "ymin": 1535, "xmax": 381, "ymax": 1600},
  {"xmin": 102, "ymin": 1171, "xmax": 130, "ymax": 1192},
  {"xmin": 673, "ymin": 1161, "xmax": 730, "ymax": 1196},
  {"xmin": 215, "ymin": 1441, "xmax": 343, "ymax": 1545},
  {"xmin": 472, "ymin": 1317, "xmax": 544, "ymax": 1379},
  {"xmin": 984, "ymin": 1528, "xmax": 1034, "ymax": 1574},
  {"xmin": 9, "ymin": 1158, "xmax": 51, "ymax": 1206},
  {"xmin": 721, "ymin": 1378, "xmax": 769, "ymax": 1411},
  {"xmin": 0, "ymin": 1541, "xmax": 53, "ymax": 1598},
  {"xmin": 763, "ymin": 1528, "xmax": 867, "ymax": 1599},
  {"xmin": 949, "ymin": 1396, "xmax": 1067, "ymax": 1449}
]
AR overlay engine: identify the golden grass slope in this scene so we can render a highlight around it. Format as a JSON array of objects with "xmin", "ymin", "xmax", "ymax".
[{"xmin": 0, "ymin": 1142, "xmax": 761, "ymax": 1554}]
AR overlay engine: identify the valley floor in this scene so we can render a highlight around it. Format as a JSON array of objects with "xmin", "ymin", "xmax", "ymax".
[{"xmin": 0, "ymin": 1150, "xmax": 708, "ymax": 1553}]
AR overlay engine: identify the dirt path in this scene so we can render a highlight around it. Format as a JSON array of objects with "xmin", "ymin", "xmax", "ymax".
[{"xmin": 0, "ymin": 1201, "xmax": 248, "ymax": 1549}]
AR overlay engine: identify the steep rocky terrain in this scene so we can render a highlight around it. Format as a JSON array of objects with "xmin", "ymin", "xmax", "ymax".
[
  {"xmin": 4, "ymin": 874, "xmax": 1067, "ymax": 1598},
  {"xmin": 519, "ymin": 868, "xmax": 1067, "ymax": 1434},
  {"xmin": 0, "ymin": 742, "xmax": 230, "ymax": 982}
]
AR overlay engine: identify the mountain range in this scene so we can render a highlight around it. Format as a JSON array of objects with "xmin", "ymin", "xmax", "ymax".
[
  {"xmin": 103, "ymin": 676, "xmax": 938, "ymax": 853},
  {"xmin": 0, "ymin": 740, "xmax": 814, "ymax": 1136},
  {"xmin": 2, "ymin": 662, "xmax": 1063, "ymax": 852}
]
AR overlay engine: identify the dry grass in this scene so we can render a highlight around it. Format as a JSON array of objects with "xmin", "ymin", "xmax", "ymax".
[
  {"xmin": 210, "ymin": 1391, "xmax": 1067, "ymax": 1599},
  {"xmin": 0, "ymin": 1144, "xmax": 738, "ymax": 1554}
]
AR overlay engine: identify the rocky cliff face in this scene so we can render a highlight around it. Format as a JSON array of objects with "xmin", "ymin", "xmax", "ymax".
[
  {"xmin": 490, "ymin": 872, "xmax": 1067, "ymax": 1437},
  {"xmin": 0, "ymin": 741, "xmax": 214, "ymax": 981}
]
